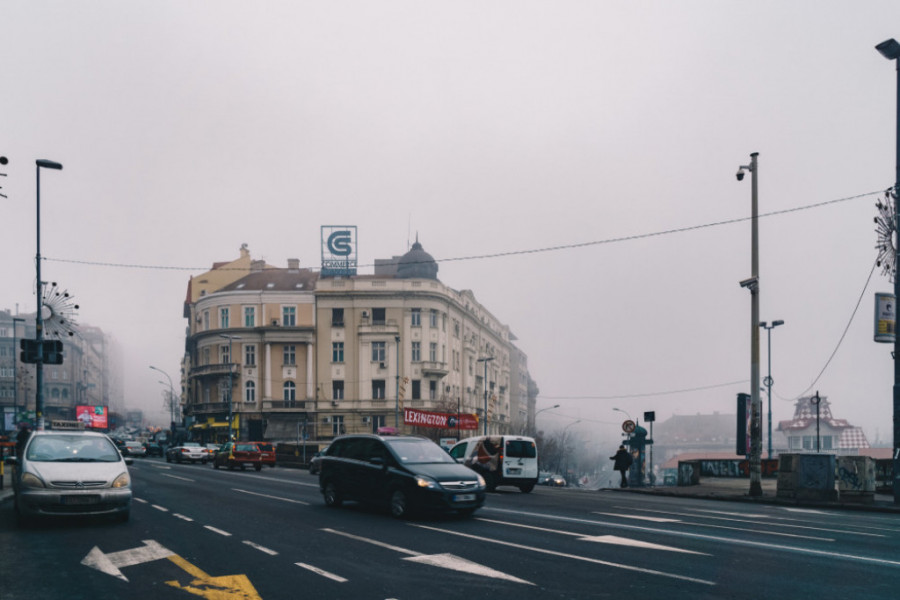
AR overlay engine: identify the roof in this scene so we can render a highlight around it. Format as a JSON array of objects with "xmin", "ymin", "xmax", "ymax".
[{"xmin": 219, "ymin": 268, "xmax": 318, "ymax": 293}]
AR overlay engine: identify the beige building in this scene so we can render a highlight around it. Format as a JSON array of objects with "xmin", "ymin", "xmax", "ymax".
[{"xmin": 181, "ymin": 241, "xmax": 538, "ymax": 444}]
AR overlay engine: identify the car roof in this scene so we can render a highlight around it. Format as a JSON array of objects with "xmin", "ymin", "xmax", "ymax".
[
  {"xmin": 333, "ymin": 433, "xmax": 431, "ymax": 443},
  {"xmin": 33, "ymin": 429, "xmax": 107, "ymax": 438}
]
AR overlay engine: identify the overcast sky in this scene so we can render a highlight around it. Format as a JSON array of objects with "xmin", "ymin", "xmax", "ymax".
[{"xmin": 3, "ymin": 2, "xmax": 900, "ymax": 446}]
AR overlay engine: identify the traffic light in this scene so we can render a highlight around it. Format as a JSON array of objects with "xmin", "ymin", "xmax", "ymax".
[
  {"xmin": 44, "ymin": 340, "xmax": 64, "ymax": 365},
  {"xmin": 20, "ymin": 339, "xmax": 39, "ymax": 363},
  {"xmin": 17, "ymin": 339, "xmax": 63, "ymax": 364}
]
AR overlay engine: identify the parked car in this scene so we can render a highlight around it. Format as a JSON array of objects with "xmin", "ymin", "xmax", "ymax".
[
  {"xmin": 255, "ymin": 442, "xmax": 276, "ymax": 468},
  {"xmin": 120, "ymin": 441, "xmax": 147, "ymax": 458},
  {"xmin": 213, "ymin": 441, "xmax": 263, "ymax": 471},
  {"xmin": 308, "ymin": 446, "xmax": 329, "ymax": 475},
  {"xmin": 203, "ymin": 443, "xmax": 220, "ymax": 461},
  {"xmin": 166, "ymin": 442, "xmax": 208, "ymax": 464},
  {"xmin": 5, "ymin": 429, "xmax": 132, "ymax": 525},
  {"xmin": 448, "ymin": 435, "xmax": 539, "ymax": 493},
  {"xmin": 318, "ymin": 434, "xmax": 486, "ymax": 518},
  {"xmin": 546, "ymin": 473, "xmax": 567, "ymax": 487}
]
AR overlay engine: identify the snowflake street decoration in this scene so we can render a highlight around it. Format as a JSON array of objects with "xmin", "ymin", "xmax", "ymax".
[
  {"xmin": 875, "ymin": 188, "xmax": 899, "ymax": 282},
  {"xmin": 41, "ymin": 281, "xmax": 79, "ymax": 338}
]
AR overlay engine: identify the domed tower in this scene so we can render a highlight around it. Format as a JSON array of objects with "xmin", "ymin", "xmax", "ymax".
[{"xmin": 396, "ymin": 237, "xmax": 439, "ymax": 280}]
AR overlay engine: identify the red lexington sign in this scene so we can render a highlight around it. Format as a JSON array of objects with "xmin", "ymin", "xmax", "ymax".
[{"xmin": 403, "ymin": 408, "xmax": 478, "ymax": 430}]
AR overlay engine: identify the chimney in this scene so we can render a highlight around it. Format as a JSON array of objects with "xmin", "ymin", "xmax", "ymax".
[
  {"xmin": 287, "ymin": 258, "xmax": 300, "ymax": 271},
  {"xmin": 251, "ymin": 260, "xmax": 265, "ymax": 272}
]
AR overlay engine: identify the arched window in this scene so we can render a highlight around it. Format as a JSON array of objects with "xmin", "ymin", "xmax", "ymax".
[
  {"xmin": 245, "ymin": 381, "xmax": 256, "ymax": 403},
  {"xmin": 51, "ymin": 388, "xmax": 61, "ymax": 399},
  {"xmin": 62, "ymin": 389, "xmax": 69, "ymax": 400},
  {"xmin": 283, "ymin": 381, "xmax": 296, "ymax": 407}
]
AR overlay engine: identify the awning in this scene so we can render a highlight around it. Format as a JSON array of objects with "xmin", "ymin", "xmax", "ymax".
[{"xmin": 209, "ymin": 421, "xmax": 230, "ymax": 428}]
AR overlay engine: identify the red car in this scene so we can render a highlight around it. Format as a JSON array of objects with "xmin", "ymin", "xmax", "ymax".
[
  {"xmin": 255, "ymin": 442, "xmax": 276, "ymax": 468},
  {"xmin": 213, "ymin": 441, "xmax": 262, "ymax": 471}
]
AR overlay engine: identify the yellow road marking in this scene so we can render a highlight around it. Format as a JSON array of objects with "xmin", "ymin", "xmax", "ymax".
[{"xmin": 165, "ymin": 555, "xmax": 262, "ymax": 600}]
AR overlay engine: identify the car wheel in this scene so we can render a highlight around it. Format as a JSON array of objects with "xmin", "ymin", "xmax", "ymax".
[
  {"xmin": 390, "ymin": 489, "xmax": 410, "ymax": 519},
  {"xmin": 518, "ymin": 482, "xmax": 535, "ymax": 493},
  {"xmin": 323, "ymin": 481, "xmax": 342, "ymax": 507},
  {"xmin": 254, "ymin": 464, "xmax": 262, "ymax": 472}
]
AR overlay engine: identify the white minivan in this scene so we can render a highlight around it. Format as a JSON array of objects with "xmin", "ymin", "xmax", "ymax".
[{"xmin": 448, "ymin": 435, "xmax": 539, "ymax": 493}]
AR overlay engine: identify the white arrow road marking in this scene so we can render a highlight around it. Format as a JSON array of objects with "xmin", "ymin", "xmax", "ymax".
[
  {"xmin": 81, "ymin": 540, "xmax": 174, "ymax": 582},
  {"xmin": 322, "ymin": 528, "xmax": 534, "ymax": 585},
  {"xmin": 593, "ymin": 511, "xmax": 681, "ymax": 523},
  {"xmin": 476, "ymin": 518, "xmax": 707, "ymax": 555},
  {"xmin": 295, "ymin": 562, "xmax": 348, "ymax": 583}
]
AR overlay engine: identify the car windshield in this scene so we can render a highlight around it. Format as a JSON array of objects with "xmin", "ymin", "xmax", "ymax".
[
  {"xmin": 183, "ymin": 442, "xmax": 201, "ymax": 447},
  {"xmin": 26, "ymin": 435, "xmax": 121, "ymax": 463},
  {"xmin": 386, "ymin": 439, "xmax": 455, "ymax": 464},
  {"xmin": 235, "ymin": 444, "xmax": 258, "ymax": 452}
]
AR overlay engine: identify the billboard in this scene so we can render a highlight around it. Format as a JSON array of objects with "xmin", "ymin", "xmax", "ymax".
[
  {"xmin": 76, "ymin": 405, "xmax": 108, "ymax": 429},
  {"xmin": 320, "ymin": 225, "xmax": 358, "ymax": 277},
  {"xmin": 403, "ymin": 408, "xmax": 478, "ymax": 430},
  {"xmin": 874, "ymin": 292, "xmax": 895, "ymax": 343}
]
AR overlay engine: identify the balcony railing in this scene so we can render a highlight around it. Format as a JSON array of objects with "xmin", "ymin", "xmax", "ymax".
[{"xmin": 190, "ymin": 363, "xmax": 235, "ymax": 377}]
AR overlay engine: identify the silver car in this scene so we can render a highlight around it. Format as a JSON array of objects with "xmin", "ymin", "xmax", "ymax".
[{"xmin": 9, "ymin": 430, "xmax": 132, "ymax": 525}]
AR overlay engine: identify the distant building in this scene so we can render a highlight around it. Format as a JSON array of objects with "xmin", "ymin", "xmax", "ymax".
[
  {"xmin": 650, "ymin": 412, "xmax": 738, "ymax": 465},
  {"xmin": 776, "ymin": 396, "xmax": 870, "ymax": 455}
]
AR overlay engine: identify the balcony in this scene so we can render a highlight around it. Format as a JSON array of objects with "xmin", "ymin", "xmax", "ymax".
[
  {"xmin": 190, "ymin": 363, "xmax": 235, "ymax": 378},
  {"xmin": 263, "ymin": 400, "xmax": 308, "ymax": 412},
  {"xmin": 420, "ymin": 361, "xmax": 449, "ymax": 378}
]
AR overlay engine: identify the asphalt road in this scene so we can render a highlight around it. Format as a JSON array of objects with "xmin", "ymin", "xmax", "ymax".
[{"xmin": 1, "ymin": 457, "xmax": 899, "ymax": 599}]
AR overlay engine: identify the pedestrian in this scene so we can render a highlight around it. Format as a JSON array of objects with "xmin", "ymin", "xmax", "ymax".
[
  {"xmin": 610, "ymin": 445, "xmax": 633, "ymax": 488},
  {"xmin": 15, "ymin": 423, "xmax": 32, "ymax": 457}
]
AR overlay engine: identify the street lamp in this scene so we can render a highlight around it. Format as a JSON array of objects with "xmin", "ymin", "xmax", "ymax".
[
  {"xmin": 149, "ymin": 365, "xmax": 175, "ymax": 430},
  {"xmin": 394, "ymin": 335, "xmax": 401, "ymax": 428},
  {"xmin": 876, "ymin": 37, "xmax": 900, "ymax": 505},
  {"xmin": 760, "ymin": 320, "xmax": 784, "ymax": 459},
  {"xmin": 219, "ymin": 334, "xmax": 241, "ymax": 441},
  {"xmin": 477, "ymin": 356, "xmax": 495, "ymax": 435},
  {"xmin": 612, "ymin": 407, "xmax": 635, "ymax": 424},
  {"xmin": 34, "ymin": 159, "xmax": 62, "ymax": 431},
  {"xmin": 737, "ymin": 152, "xmax": 763, "ymax": 497},
  {"xmin": 532, "ymin": 403, "xmax": 560, "ymax": 434}
]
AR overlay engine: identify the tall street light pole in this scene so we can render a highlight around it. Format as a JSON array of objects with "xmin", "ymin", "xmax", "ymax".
[
  {"xmin": 12, "ymin": 317, "xmax": 24, "ymax": 422},
  {"xmin": 34, "ymin": 159, "xmax": 63, "ymax": 431},
  {"xmin": 876, "ymin": 37, "xmax": 900, "ymax": 505},
  {"xmin": 219, "ymin": 334, "xmax": 241, "ymax": 441},
  {"xmin": 149, "ymin": 365, "xmax": 175, "ymax": 430},
  {"xmin": 760, "ymin": 320, "xmax": 784, "ymax": 459},
  {"xmin": 737, "ymin": 152, "xmax": 763, "ymax": 497},
  {"xmin": 477, "ymin": 357, "xmax": 494, "ymax": 435},
  {"xmin": 395, "ymin": 336, "xmax": 401, "ymax": 428},
  {"xmin": 532, "ymin": 403, "xmax": 560, "ymax": 434}
]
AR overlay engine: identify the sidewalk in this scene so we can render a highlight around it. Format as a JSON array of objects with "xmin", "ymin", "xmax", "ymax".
[{"xmin": 601, "ymin": 477, "xmax": 900, "ymax": 513}]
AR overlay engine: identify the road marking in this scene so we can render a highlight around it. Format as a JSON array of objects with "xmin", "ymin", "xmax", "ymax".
[
  {"xmin": 161, "ymin": 473, "xmax": 195, "ymax": 482},
  {"xmin": 593, "ymin": 511, "xmax": 681, "ymax": 523},
  {"xmin": 152, "ymin": 504, "xmax": 169, "ymax": 512},
  {"xmin": 295, "ymin": 562, "xmax": 348, "ymax": 583},
  {"xmin": 81, "ymin": 539, "xmax": 174, "ymax": 582},
  {"xmin": 133, "ymin": 497, "xmax": 148, "ymax": 504},
  {"xmin": 149, "ymin": 464, "xmax": 172, "ymax": 470},
  {"xmin": 322, "ymin": 528, "xmax": 533, "ymax": 585},
  {"xmin": 204, "ymin": 525, "xmax": 232, "ymax": 537},
  {"xmin": 412, "ymin": 524, "xmax": 714, "ymax": 585},
  {"xmin": 165, "ymin": 554, "xmax": 262, "ymax": 599},
  {"xmin": 173, "ymin": 513, "xmax": 194, "ymax": 522},
  {"xmin": 233, "ymin": 488, "xmax": 309, "ymax": 505},
  {"xmin": 478, "ymin": 518, "xmax": 707, "ymax": 555},
  {"xmin": 243, "ymin": 541, "xmax": 278, "ymax": 556}
]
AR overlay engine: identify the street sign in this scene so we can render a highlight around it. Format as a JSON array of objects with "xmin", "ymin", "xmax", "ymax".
[{"xmin": 622, "ymin": 420, "xmax": 636, "ymax": 434}]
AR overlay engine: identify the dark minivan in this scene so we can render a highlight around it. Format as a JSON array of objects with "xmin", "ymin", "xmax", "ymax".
[{"xmin": 318, "ymin": 434, "xmax": 486, "ymax": 518}]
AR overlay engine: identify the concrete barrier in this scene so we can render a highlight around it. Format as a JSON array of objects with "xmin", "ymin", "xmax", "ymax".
[
  {"xmin": 677, "ymin": 460, "xmax": 700, "ymax": 486},
  {"xmin": 837, "ymin": 455, "xmax": 875, "ymax": 504},
  {"xmin": 777, "ymin": 453, "xmax": 837, "ymax": 502}
]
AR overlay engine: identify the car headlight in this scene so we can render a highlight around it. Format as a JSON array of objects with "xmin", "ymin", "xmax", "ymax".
[
  {"xmin": 415, "ymin": 476, "xmax": 438, "ymax": 489},
  {"xmin": 476, "ymin": 474, "xmax": 486, "ymax": 487},
  {"xmin": 21, "ymin": 472, "xmax": 46, "ymax": 489},
  {"xmin": 111, "ymin": 472, "xmax": 131, "ymax": 488}
]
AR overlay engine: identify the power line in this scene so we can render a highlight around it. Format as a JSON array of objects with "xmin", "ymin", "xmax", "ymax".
[{"xmin": 540, "ymin": 379, "xmax": 750, "ymax": 402}]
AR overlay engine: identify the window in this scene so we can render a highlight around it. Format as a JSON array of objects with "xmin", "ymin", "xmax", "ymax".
[
  {"xmin": 283, "ymin": 381, "xmax": 296, "ymax": 406},
  {"xmin": 411, "ymin": 308, "xmax": 421, "ymax": 327},
  {"xmin": 203, "ymin": 310, "xmax": 210, "ymax": 331},
  {"xmin": 203, "ymin": 347, "xmax": 210, "ymax": 365},
  {"xmin": 245, "ymin": 381, "xmax": 256, "ymax": 402},
  {"xmin": 244, "ymin": 306, "xmax": 255, "ymax": 327},
  {"xmin": 822, "ymin": 436, "xmax": 834, "ymax": 450},
  {"xmin": 803, "ymin": 436, "xmax": 814, "ymax": 450},
  {"xmin": 220, "ymin": 344, "xmax": 230, "ymax": 365},
  {"xmin": 411, "ymin": 380, "xmax": 421, "ymax": 400},
  {"xmin": 454, "ymin": 320, "xmax": 460, "ymax": 337},
  {"xmin": 429, "ymin": 342, "xmax": 437, "ymax": 362},
  {"xmin": 332, "ymin": 342, "xmax": 344, "ymax": 363},
  {"xmin": 332, "ymin": 415, "xmax": 345, "ymax": 437},
  {"xmin": 372, "ymin": 341, "xmax": 386, "ymax": 362},
  {"xmin": 372, "ymin": 379, "xmax": 386, "ymax": 399},
  {"xmin": 283, "ymin": 345, "xmax": 296, "ymax": 365},
  {"xmin": 372, "ymin": 307, "xmax": 386, "ymax": 325},
  {"xmin": 429, "ymin": 380, "xmax": 437, "ymax": 400},
  {"xmin": 333, "ymin": 380, "xmax": 344, "ymax": 400},
  {"xmin": 220, "ymin": 307, "xmax": 230, "ymax": 328},
  {"xmin": 332, "ymin": 308, "xmax": 344, "ymax": 327},
  {"xmin": 411, "ymin": 341, "xmax": 421, "ymax": 362},
  {"xmin": 430, "ymin": 309, "xmax": 438, "ymax": 327},
  {"xmin": 244, "ymin": 344, "xmax": 256, "ymax": 366},
  {"xmin": 283, "ymin": 306, "xmax": 296, "ymax": 326}
]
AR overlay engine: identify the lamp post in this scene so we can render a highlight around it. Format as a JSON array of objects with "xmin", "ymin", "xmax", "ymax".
[
  {"xmin": 394, "ymin": 335, "xmax": 401, "ymax": 428},
  {"xmin": 876, "ymin": 37, "xmax": 900, "ymax": 505},
  {"xmin": 12, "ymin": 317, "xmax": 24, "ymax": 423},
  {"xmin": 737, "ymin": 152, "xmax": 763, "ymax": 497},
  {"xmin": 149, "ymin": 365, "xmax": 175, "ymax": 430},
  {"xmin": 477, "ymin": 356, "xmax": 494, "ymax": 435},
  {"xmin": 760, "ymin": 320, "xmax": 784, "ymax": 459},
  {"xmin": 219, "ymin": 334, "xmax": 241, "ymax": 441},
  {"xmin": 34, "ymin": 159, "xmax": 62, "ymax": 431},
  {"xmin": 532, "ymin": 403, "xmax": 560, "ymax": 434}
]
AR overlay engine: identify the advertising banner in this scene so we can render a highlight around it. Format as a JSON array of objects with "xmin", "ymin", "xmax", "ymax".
[
  {"xmin": 874, "ymin": 292, "xmax": 896, "ymax": 343},
  {"xmin": 403, "ymin": 408, "xmax": 478, "ymax": 430},
  {"xmin": 320, "ymin": 225, "xmax": 358, "ymax": 277},
  {"xmin": 76, "ymin": 405, "xmax": 108, "ymax": 429}
]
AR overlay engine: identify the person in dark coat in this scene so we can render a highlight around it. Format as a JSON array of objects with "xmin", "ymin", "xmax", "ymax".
[
  {"xmin": 15, "ymin": 424, "xmax": 32, "ymax": 457},
  {"xmin": 610, "ymin": 445, "xmax": 632, "ymax": 488}
]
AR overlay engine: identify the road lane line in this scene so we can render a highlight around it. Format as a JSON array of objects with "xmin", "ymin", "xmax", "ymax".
[
  {"xmin": 323, "ymin": 528, "xmax": 420, "ymax": 556},
  {"xmin": 593, "ymin": 511, "xmax": 681, "ymax": 523},
  {"xmin": 411, "ymin": 524, "xmax": 715, "ymax": 585},
  {"xmin": 152, "ymin": 504, "xmax": 169, "ymax": 512},
  {"xmin": 173, "ymin": 513, "xmax": 194, "ymax": 522},
  {"xmin": 232, "ymin": 488, "xmax": 309, "ymax": 505},
  {"xmin": 295, "ymin": 562, "xmax": 348, "ymax": 582},
  {"xmin": 161, "ymin": 474, "xmax": 195, "ymax": 482},
  {"xmin": 204, "ymin": 525, "xmax": 232, "ymax": 537},
  {"xmin": 243, "ymin": 541, "xmax": 278, "ymax": 556},
  {"xmin": 133, "ymin": 497, "xmax": 148, "ymax": 504}
]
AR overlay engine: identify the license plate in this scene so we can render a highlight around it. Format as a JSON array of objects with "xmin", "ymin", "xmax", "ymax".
[
  {"xmin": 507, "ymin": 468, "xmax": 521, "ymax": 475},
  {"xmin": 61, "ymin": 495, "xmax": 99, "ymax": 505},
  {"xmin": 453, "ymin": 494, "xmax": 476, "ymax": 502}
]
